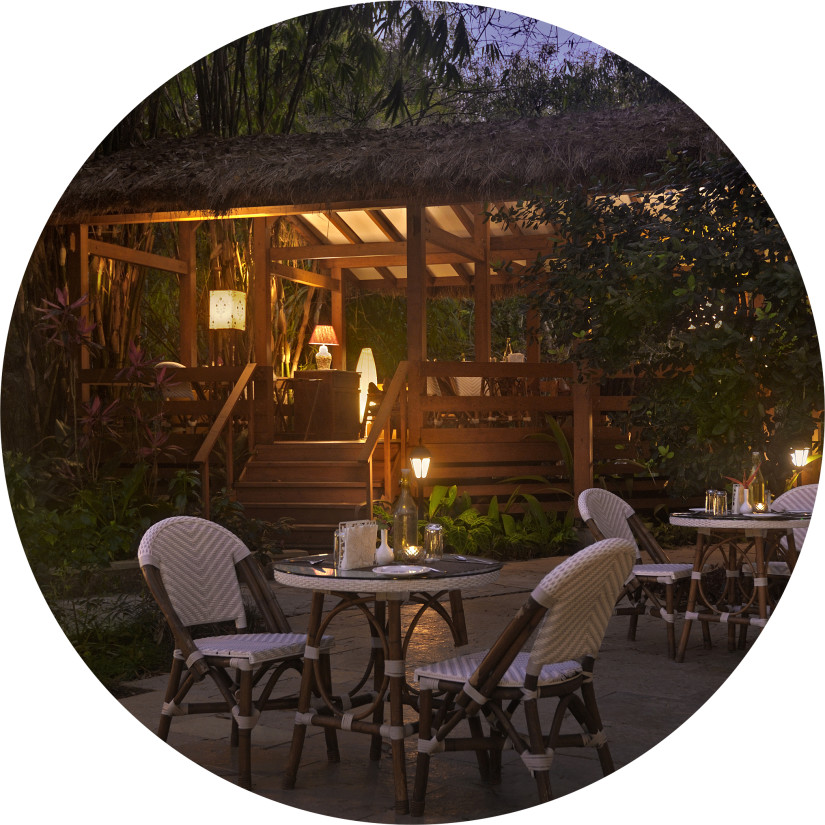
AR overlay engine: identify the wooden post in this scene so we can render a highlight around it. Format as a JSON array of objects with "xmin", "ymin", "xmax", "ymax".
[
  {"xmin": 252, "ymin": 217, "xmax": 275, "ymax": 443},
  {"xmin": 572, "ymin": 374, "xmax": 594, "ymax": 508},
  {"xmin": 472, "ymin": 207, "xmax": 491, "ymax": 362},
  {"xmin": 178, "ymin": 223, "xmax": 198, "ymax": 366},
  {"xmin": 526, "ymin": 307, "xmax": 541, "ymax": 362},
  {"xmin": 406, "ymin": 204, "xmax": 427, "ymax": 364},
  {"xmin": 64, "ymin": 224, "xmax": 90, "ymax": 402},
  {"xmin": 405, "ymin": 205, "xmax": 427, "ymax": 469},
  {"xmin": 331, "ymin": 265, "xmax": 345, "ymax": 370}
]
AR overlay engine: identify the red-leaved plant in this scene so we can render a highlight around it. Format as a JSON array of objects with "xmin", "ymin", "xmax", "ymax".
[{"xmin": 724, "ymin": 461, "xmax": 761, "ymax": 489}]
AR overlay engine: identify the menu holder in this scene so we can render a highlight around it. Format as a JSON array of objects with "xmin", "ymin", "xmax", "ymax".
[{"xmin": 338, "ymin": 520, "xmax": 378, "ymax": 570}]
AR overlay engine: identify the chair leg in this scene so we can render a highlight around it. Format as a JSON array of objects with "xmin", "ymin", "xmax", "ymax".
[
  {"xmin": 524, "ymin": 699, "xmax": 552, "ymax": 804},
  {"xmin": 411, "ymin": 688, "xmax": 434, "ymax": 816},
  {"xmin": 237, "ymin": 668, "xmax": 253, "ymax": 790},
  {"xmin": 628, "ymin": 611, "xmax": 639, "ymax": 641},
  {"xmin": 580, "ymin": 680, "xmax": 614, "ymax": 777},
  {"xmin": 318, "ymin": 653, "xmax": 340, "ymax": 763},
  {"xmin": 665, "ymin": 584, "xmax": 676, "ymax": 659},
  {"xmin": 157, "ymin": 656, "xmax": 184, "ymax": 741},
  {"xmin": 468, "ymin": 714, "xmax": 492, "ymax": 783}
]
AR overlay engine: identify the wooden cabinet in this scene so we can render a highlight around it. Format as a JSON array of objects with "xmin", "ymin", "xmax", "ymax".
[{"xmin": 292, "ymin": 370, "xmax": 360, "ymax": 440}]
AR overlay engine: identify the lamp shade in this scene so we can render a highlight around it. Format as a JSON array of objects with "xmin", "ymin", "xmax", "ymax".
[
  {"xmin": 309, "ymin": 325, "xmax": 339, "ymax": 347},
  {"xmin": 209, "ymin": 290, "xmax": 246, "ymax": 330},
  {"xmin": 356, "ymin": 347, "xmax": 378, "ymax": 420}
]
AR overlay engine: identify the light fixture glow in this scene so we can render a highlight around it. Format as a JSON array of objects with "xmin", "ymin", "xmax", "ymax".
[
  {"xmin": 208, "ymin": 290, "xmax": 246, "ymax": 330},
  {"xmin": 790, "ymin": 447, "xmax": 810, "ymax": 468},
  {"xmin": 309, "ymin": 325, "xmax": 338, "ymax": 369},
  {"xmin": 410, "ymin": 442, "xmax": 432, "ymax": 479},
  {"xmin": 356, "ymin": 347, "xmax": 378, "ymax": 420}
]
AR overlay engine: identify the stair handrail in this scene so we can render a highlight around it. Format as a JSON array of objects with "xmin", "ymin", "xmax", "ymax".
[
  {"xmin": 195, "ymin": 361, "xmax": 258, "ymax": 519},
  {"xmin": 358, "ymin": 361, "xmax": 409, "ymax": 509},
  {"xmin": 358, "ymin": 361, "xmax": 408, "ymax": 463}
]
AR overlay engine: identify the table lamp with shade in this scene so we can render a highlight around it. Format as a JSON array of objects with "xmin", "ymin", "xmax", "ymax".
[{"xmin": 309, "ymin": 324, "xmax": 338, "ymax": 369}]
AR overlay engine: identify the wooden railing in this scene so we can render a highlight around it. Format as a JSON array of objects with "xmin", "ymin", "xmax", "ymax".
[
  {"xmin": 368, "ymin": 360, "xmax": 664, "ymax": 515},
  {"xmin": 79, "ymin": 363, "xmax": 260, "ymax": 519},
  {"xmin": 194, "ymin": 362, "xmax": 258, "ymax": 519}
]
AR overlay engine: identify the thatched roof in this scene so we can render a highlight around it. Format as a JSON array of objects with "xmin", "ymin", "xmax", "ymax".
[{"xmin": 51, "ymin": 103, "xmax": 728, "ymax": 225}]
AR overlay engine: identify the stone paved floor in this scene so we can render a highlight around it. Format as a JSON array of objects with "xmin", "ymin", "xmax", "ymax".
[{"xmin": 111, "ymin": 552, "xmax": 793, "ymax": 823}]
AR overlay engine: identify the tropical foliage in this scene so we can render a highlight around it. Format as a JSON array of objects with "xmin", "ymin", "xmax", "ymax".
[{"xmin": 492, "ymin": 152, "xmax": 822, "ymax": 496}]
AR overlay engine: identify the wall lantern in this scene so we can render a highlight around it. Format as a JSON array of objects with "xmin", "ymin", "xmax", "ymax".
[
  {"xmin": 309, "ymin": 324, "xmax": 338, "ymax": 370},
  {"xmin": 209, "ymin": 290, "xmax": 246, "ymax": 330}
]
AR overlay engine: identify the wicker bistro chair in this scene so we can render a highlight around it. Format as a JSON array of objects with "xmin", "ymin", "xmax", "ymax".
[
  {"xmin": 743, "ymin": 483, "xmax": 817, "ymax": 599},
  {"xmin": 578, "ymin": 488, "xmax": 695, "ymax": 659},
  {"xmin": 138, "ymin": 516, "xmax": 335, "ymax": 790},
  {"xmin": 410, "ymin": 538, "xmax": 635, "ymax": 815}
]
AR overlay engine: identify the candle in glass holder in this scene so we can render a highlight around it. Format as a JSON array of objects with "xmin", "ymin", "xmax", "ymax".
[{"xmin": 403, "ymin": 545, "xmax": 425, "ymax": 563}]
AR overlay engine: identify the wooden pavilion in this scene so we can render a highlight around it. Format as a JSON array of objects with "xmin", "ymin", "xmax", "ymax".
[{"xmin": 50, "ymin": 102, "xmax": 727, "ymax": 548}]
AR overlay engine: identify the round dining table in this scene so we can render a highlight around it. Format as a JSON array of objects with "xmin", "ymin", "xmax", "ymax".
[
  {"xmin": 271, "ymin": 554, "xmax": 502, "ymax": 815},
  {"xmin": 669, "ymin": 510, "xmax": 809, "ymax": 662}
]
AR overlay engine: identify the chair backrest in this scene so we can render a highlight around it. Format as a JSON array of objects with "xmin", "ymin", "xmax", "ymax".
[
  {"xmin": 770, "ymin": 483, "xmax": 818, "ymax": 550},
  {"xmin": 138, "ymin": 516, "xmax": 251, "ymax": 629},
  {"xmin": 578, "ymin": 488, "xmax": 641, "ymax": 558},
  {"xmin": 527, "ymin": 538, "xmax": 635, "ymax": 673},
  {"xmin": 156, "ymin": 361, "xmax": 197, "ymax": 401}
]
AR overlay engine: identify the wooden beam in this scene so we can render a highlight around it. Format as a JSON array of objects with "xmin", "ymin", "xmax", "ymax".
[
  {"xmin": 450, "ymin": 262, "xmax": 473, "ymax": 284},
  {"xmin": 327, "ymin": 211, "xmax": 396, "ymax": 285},
  {"xmin": 65, "ymin": 200, "xmax": 409, "ymax": 226},
  {"xmin": 87, "ymin": 238, "xmax": 189, "ymax": 274},
  {"xmin": 271, "ymin": 261, "xmax": 341, "ymax": 291},
  {"xmin": 272, "ymin": 240, "xmax": 407, "ymax": 261},
  {"xmin": 449, "ymin": 204, "xmax": 475, "ymax": 236},
  {"xmin": 425, "ymin": 222, "xmax": 485, "ymax": 263}
]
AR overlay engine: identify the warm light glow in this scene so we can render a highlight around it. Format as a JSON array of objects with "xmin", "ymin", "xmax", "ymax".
[
  {"xmin": 410, "ymin": 443, "xmax": 432, "ymax": 479},
  {"xmin": 309, "ymin": 325, "xmax": 338, "ymax": 369},
  {"xmin": 208, "ymin": 290, "xmax": 246, "ymax": 330},
  {"xmin": 356, "ymin": 348, "xmax": 378, "ymax": 420},
  {"xmin": 309, "ymin": 325, "xmax": 339, "ymax": 347},
  {"xmin": 791, "ymin": 447, "xmax": 810, "ymax": 468},
  {"xmin": 403, "ymin": 545, "xmax": 425, "ymax": 562}
]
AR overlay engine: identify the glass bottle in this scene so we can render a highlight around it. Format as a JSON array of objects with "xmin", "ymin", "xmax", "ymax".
[
  {"xmin": 503, "ymin": 337, "xmax": 513, "ymax": 361},
  {"xmin": 392, "ymin": 468, "xmax": 419, "ymax": 561},
  {"xmin": 749, "ymin": 451, "xmax": 766, "ymax": 511}
]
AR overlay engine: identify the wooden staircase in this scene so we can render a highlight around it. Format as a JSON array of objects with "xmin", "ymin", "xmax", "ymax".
[{"xmin": 235, "ymin": 440, "xmax": 384, "ymax": 552}]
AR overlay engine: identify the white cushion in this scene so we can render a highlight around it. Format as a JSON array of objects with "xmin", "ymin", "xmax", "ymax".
[
  {"xmin": 174, "ymin": 632, "xmax": 333, "ymax": 666},
  {"xmin": 415, "ymin": 651, "xmax": 581, "ymax": 690}
]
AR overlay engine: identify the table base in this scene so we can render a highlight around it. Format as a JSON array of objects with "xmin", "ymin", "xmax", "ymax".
[{"xmin": 282, "ymin": 587, "xmax": 470, "ymax": 815}]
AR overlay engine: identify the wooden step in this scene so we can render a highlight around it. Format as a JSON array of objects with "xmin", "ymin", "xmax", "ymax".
[
  {"xmin": 253, "ymin": 440, "xmax": 366, "ymax": 460},
  {"xmin": 240, "ymin": 499, "xmax": 370, "ymax": 523},
  {"xmin": 240, "ymin": 459, "xmax": 365, "ymax": 484},
  {"xmin": 234, "ymin": 481, "xmax": 367, "ymax": 504}
]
